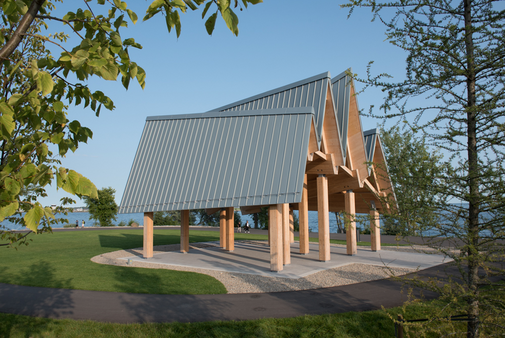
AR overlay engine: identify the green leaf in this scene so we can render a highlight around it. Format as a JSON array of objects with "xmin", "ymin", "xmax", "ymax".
[
  {"xmin": 38, "ymin": 72, "xmax": 54, "ymax": 96},
  {"xmin": 8, "ymin": 94, "xmax": 23, "ymax": 106},
  {"xmin": 50, "ymin": 132, "xmax": 64, "ymax": 144},
  {"xmin": 53, "ymin": 101, "xmax": 64, "ymax": 112},
  {"xmin": 88, "ymin": 58, "xmax": 108, "ymax": 68},
  {"xmin": 99, "ymin": 63, "xmax": 119, "ymax": 81},
  {"xmin": 4, "ymin": 177, "xmax": 20, "ymax": 195},
  {"xmin": 0, "ymin": 201, "xmax": 19, "ymax": 222},
  {"xmin": 24, "ymin": 205, "xmax": 44, "ymax": 232},
  {"xmin": 205, "ymin": 12, "xmax": 217, "ymax": 35},
  {"xmin": 202, "ymin": 1, "xmax": 212, "ymax": 18},
  {"xmin": 76, "ymin": 175, "xmax": 98, "ymax": 198},
  {"xmin": 221, "ymin": 7, "xmax": 239, "ymax": 36},
  {"xmin": 127, "ymin": 9, "xmax": 138, "ymax": 24},
  {"xmin": 71, "ymin": 49, "xmax": 89, "ymax": 68},
  {"xmin": 110, "ymin": 32, "xmax": 122, "ymax": 47}
]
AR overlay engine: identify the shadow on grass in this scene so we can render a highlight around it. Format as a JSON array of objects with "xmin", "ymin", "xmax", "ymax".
[
  {"xmin": 0, "ymin": 261, "xmax": 74, "ymax": 337},
  {"xmin": 98, "ymin": 231, "xmax": 221, "ymax": 250},
  {"xmin": 98, "ymin": 232, "xmax": 182, "ymax": 250}
]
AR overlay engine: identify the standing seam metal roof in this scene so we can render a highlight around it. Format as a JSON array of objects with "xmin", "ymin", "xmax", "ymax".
[
  {"xmin": 119, "ymin": 108, "xmax": 314, "ymax": 213},
  {"xmin": 208, "ymin": 72, "xmax": 334, "ymax": 150}
]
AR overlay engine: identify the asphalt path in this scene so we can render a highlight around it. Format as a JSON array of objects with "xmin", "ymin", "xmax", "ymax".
[{"xmin": 0, "ymin": 263, "xmax": 453, "ymax": 324}]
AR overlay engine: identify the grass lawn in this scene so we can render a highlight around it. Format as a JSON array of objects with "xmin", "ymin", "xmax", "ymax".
[{"xmin": 0, "ymin": 229, "xmax": 267, "ymax": 295}]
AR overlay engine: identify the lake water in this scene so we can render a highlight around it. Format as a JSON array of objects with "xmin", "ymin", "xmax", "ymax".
[{"xmin": 1, "ymin": 211, "xmax": 355, "ymax": 233}]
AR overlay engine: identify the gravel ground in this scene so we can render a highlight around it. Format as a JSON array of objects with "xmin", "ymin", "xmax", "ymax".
[{"xmin": 91, "ymin": 241, "xmax": 417, "ymax": 294}]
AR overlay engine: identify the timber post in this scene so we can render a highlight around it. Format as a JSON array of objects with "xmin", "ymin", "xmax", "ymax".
[
  {"xmin": 282, "ymin": 203, "xmax": 291, "ymax": 265},
  {"xmin": 269, "ymin": 204, "xmax": 283, "ymax": 271},
  {"xmin": 180, "ymin": 210, "xmax": 190, "ymax": 253},
  {"xmin": 345, "ymin": 190, "xmax": 357, "ymax": 255},
  {"xmin": 299, "ymin": 174, "xmax": 309, "ymax": 254},
  {"xmin": 226, "ymin": 207, "xmax": 234, "ymax": 251},
  {"xmin": 219, "ymin": 208, "xmax": 226, "ymax": 249},
  {"xmin": 143, "ymin": 211, "xmax": 154, "ymax": 258},
  {"xmin": 317, "ymin": 174, "xmax": 330, "ymax": 261},
  {"xmin": 370, "ymin": 203, "xmax": 381, "ymax": 251}
]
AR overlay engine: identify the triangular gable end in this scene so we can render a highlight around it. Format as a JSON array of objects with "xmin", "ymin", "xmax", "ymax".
[
  {"xmin": 331, "ymin": 70, "xmax": 351, "ymax": 165},
  {"xmin": 334, "ymin": 70, "xmax": 368, "ymax": 183},
  {"xmin": 320, "ymin": 83, "xmax": 345, "ymax": 167}
]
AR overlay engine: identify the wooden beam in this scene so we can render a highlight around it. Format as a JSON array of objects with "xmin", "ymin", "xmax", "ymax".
[
  {"xmin": 269, "ymin": 204, "xmax": 283, "ymax": 271},
  {"xmin": 282, "ymin": 204, "xmax": 291, "ymax": 265},
  {"xmin": 205, "ymin": 208, "xmax": 220, "ymax": 216},
  {"xmin": 317, "ymin": 175, "xmax": 330, "ymax": 262},
  {"xmin": 308, "ymin": 119, "xmax": 318, "ymax": 154},
  {"xmin": 322, "ymin": 86, "xmax": 345, "ymax": 166},
  {"xmin": 370, "ymin": 209, "xmax": 381, "ymax": 251},
  {"xmin": 345, "ymin": 191, "xmax": 357, "ymax": 255},
  {"xmin": 240, "ymin": 205, "xmax": 265, "ymax": 215},
  {"xmin": 298, "ymin": 174, "xmax": 309, "ymax": 254},
  {"xmin": 226, "ymin": 207, "xmax": 234, "ymax": 252},
  {"xmin": 143, "ymin": 212, "xmax": 153, "ymax": 259},
  {"xmin": 313, "ymin": 151, "xmax": 327, "ymax": 161},
  {"xmin": 347, "ymin": 84, "xmax": 369, "ymax": 181},
  {"xmin": 180, "ymin": 210, "xmax": 190, "ymax": 253},
  {"xmin": 289, "ymin": 208, "xmax": 295, "ymax": 243},
  {"xmin": 306, "ymin": 153, "xmax": 339, "ymax": 175},
  {"xmin": 219, "ymin": 209, "xmax": 226, "ymax": 249}
]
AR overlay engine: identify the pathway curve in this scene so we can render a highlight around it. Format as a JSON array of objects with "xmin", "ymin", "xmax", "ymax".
[{"xmin": 0, "ymin": 263, "xmax": 451, "ymax": 324}]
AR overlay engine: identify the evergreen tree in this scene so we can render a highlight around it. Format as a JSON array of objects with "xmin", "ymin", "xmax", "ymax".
[{"xmin": 344, "ymin": 0, "xmax": 505, "ymax": 335}]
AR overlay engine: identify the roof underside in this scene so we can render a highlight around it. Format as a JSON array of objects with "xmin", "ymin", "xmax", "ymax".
[{"xmin": 119, "ymin": 108, "xmax": 314, "ymax": 213}]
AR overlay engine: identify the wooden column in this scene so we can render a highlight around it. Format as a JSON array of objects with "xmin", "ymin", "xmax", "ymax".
[
  {"xmin": 269, "ymin": 204, "xmax": 283, "ymax": 271},
  {"xmin": 370, "ymin": 209, "xmax": 381, "ymax": 251},
  {"xmin": 219, "ymin": 209, "xmax": 226, "ymax": 249},
  {"xmin": 345, "ymin": 191, "xmax": 357, "ymax": 255},
  {"xmin": 289, "ymin": 208, "xmax": 295, "ymax": 244},
  {"xmin": 298, "ymin": 174, "xmax": 309, "ymax": 254},
  {"xmin": 143, "ymin": 212, "xmax": 154, "ymax": 258},
  {"xmin": 282, "ymin": 203, "xmax": 291, "ymax": 265},
  {"xmin": 180, "ymin": 210, "xmax": 190, "ymax": 253},
  {"xmin": 317, "ymin": 175, "xmax": 330, "ymax": 262},
  {"xmin": 226, "ymin": 207, "xmax": 234, "ymax": 252}
]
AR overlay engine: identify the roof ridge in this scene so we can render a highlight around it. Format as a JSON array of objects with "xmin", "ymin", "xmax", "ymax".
[{"xmin": 207, "ymin": 71, "xmax": 332, "ymax": 113}]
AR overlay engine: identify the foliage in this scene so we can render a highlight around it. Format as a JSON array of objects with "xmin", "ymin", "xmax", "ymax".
[
  {"xmin": 344, "ymin": 0, "xmax": 505, "ymax": 335},
  {"xmin": 194, "ymin": 209, "xmax": 220, "ymax": 226},
  {"xmin": 258, "ymin": 207, "xmax": 268, "ymax": 229},
  {"xmin": 83, "ymin": 186, "xmax": 117, "ymax": 226},
  {"xmin": 0, "ymin": 0, "xmax": 263, "ymax": 246},
  {"xmin": 379, "ymin": 126, "xmax": 448, "ymax": 236},
  {"xmin": 234, "ymin": 210, "xmax": 241, "ymax": 227},
  {"xmin": 153, "ymin": 210, "xmax": 196, "ymax": 225}
]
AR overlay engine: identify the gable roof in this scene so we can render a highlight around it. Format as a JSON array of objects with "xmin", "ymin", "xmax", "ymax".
[
  {"xmin": 119, "ymin": 108, "xmax": 314, "ymax": 213},
  {"xmin": 208, "ymin": 72, "xmax": 334, "ymax": 150}
]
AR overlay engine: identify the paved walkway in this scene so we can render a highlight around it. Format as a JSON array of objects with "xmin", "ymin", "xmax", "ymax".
[
  {"xmin": 0, "ymin": 241, "xmax": 453, "ymax": 324},
  {"xmin": 122, "ymin": 241, "xmax": 450, "ymax": 279}
]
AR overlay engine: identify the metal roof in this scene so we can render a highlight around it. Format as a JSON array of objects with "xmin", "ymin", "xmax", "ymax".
[
  {"xmin": 363, "ymin": 128, "xmax": 378, "ymax": 162},
  {"xmin": 119, "ymin": 108, "xmax": 314, "ymax": 213},
  {"xmin": 208, "ymin": 72, "xmax": 333, "ymax": 149}
]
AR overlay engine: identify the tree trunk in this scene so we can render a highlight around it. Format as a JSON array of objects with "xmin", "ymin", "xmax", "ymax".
[{"xmin": 463, "ymin": 0, "xmax": 480, "ymax": 336}]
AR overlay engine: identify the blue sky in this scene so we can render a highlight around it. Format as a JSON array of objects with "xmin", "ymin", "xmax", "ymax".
[{"xmin": 39, "ymin": 0, "xmax": 407, "ymax": 207}]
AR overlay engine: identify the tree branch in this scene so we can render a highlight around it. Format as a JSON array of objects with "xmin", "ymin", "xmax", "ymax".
[{"xmin": 0, "ymin": 0, "xmax": 46, "ymax": 73}]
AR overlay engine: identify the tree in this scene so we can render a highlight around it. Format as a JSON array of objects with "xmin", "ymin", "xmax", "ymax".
[
  {"xmin": 0, "ymin": 0, "xmax": 262, "ymax": 247},
  {"xmin": 344, "ymin": 0, "xmax": 505, "ymax": 336},
  {"xmin": 153, "ymin": 210, "xmax": 196, "ymax": 226},
  {"xmin": 379, "ymin": 125, "xmax": 448, "ymax": 236},
  {"xmin": 83, "ymin": 186, "xmax": 117, "ymax": 226}
]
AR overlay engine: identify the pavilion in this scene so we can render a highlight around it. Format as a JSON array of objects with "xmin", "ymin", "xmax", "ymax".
[{"xmin": 119, "ymin": 70, "xmax": 395, "ymax": 272}]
